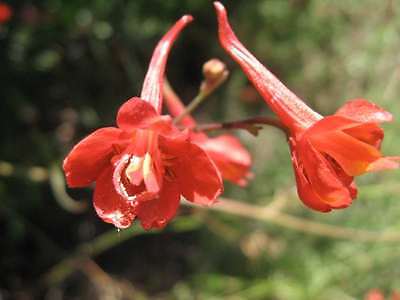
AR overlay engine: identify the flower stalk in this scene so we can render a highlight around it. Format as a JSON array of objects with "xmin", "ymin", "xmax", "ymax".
[{"xmin": 173, "ymin": 58, "xmax": 229, "ymax": 124}]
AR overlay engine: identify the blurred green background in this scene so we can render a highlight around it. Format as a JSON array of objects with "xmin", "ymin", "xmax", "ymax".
[{"xmin": 1, "ymin": 0, "xmax": 400, "ymax": 299}]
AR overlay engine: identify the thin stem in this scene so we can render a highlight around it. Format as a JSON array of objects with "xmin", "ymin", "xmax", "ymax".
[
  {"xmin": 6, "ymin": 161, "xmax": 399, "ymax": 246},
  {"xmin": 41, "ymin": 194, "xmax": 400, "ymax": 286},
  {"xmin": 49, "ymin": 164, "xmax": 88, "ymax": 214},
  {"xmin": 173, "ymin": 92, "xmax": 206, "ymax": 125},
  {"xmin": 197, "ymin": 197, "xmax": 400, "ymax": 243},
  {"xmin": 195, "ymin": 116, "xmax": 289, "ymax": 136},
  {"xmin": 173, "ymin": 74, "xmax": 227, "ymax": 125}
]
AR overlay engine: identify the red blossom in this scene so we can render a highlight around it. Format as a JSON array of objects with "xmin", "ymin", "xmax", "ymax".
[
  {"xmin": 214, "ymin": 2, "xmax": 399, "ymax": 212},
  {"xmin": 63, "ymin": 15, "xmax": 223, "ymax": 229},
  {"xmin": 0, "ymin": 2, "xmax": 12, "ymax": 23},
  {"xmin": 364, "ymin": 289, "xmax": 400, "ymax": 300},
  {"xmin": 164, "ymin": 82, "xmax": 252, "ymax": 186},
  {"xmin": 365, "ymin": 289, "xmax": 385, "ymax": 300}
]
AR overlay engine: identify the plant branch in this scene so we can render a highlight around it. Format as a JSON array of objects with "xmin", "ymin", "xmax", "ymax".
[
  {"xmin": 173, "ymin": 68, "xmax": 228, "ymax": 124},
  {"xmin": 198, "ymin": 197, "xmax": 400, "ymax": 242},
  {"xmin": 42, "ymin": 194, "xmax": 400, "ymax": 287},
  {"xmin": 195, "ymin": 116, "xmax": 289, "ymax": 136}
]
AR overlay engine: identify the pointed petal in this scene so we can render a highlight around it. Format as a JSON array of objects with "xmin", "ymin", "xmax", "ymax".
[
  {"xmin": 93, "ymin": 166, "xmax": 136, "ymax": 228},
  {"xmin": 290, "ymin": 145, "xmax": 332, "ymax": 212},
  {"xmin": 63, "ymin": 127, "xmax": 127, "ymax": 187},
  {"xmin": 196, "ymin": 135, "xmax": 252, "ymax": 186},
  {"xmin": 135, "ymin": 183, "xmax": 180, "ymax": 230},
  {"xmin": 335, "ymin": 99, "xmax": 393, "ymax": 123},
  {"xmin": 367, "ymin": 156, "xmax": 399, "ymax": 172},
  {"xmin": 163, "ymin": 80, "xmax": 196, "ymax": 128},
  {"xmin": 213, "ymin": 1, "xmax": 321, "ymax": 130},
  {"xmin": 141, "ymin": 15, "xmax": 193, "ymax": 113},
  {"xmin": 298, "ymin": 139, "xmax": 353, "ymax": 208},
  {"xmin": 306, "ymin": 115, "xmax": 359, "ymax": 136},
  {"xmin": 310, "ymin": 130, "xmax": 381, "ymax": 176},
  {"xmin": 159, "ymin": 134, "xmax": 223, "ymax": 205},
  {"xmin": 308, "ymin": 116, "xmax": 385, "ymax": 148},
  {"xmin": 342, "ymin": 122, "xmax": 384, "ymax": 148}
]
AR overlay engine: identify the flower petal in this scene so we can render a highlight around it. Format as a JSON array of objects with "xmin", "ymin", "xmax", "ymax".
[
  {"xmin": 112, "ymin": 153, "xmax": 157, "ymax": 202},
  {"xmin": 298, "ymin": 139, "xmax": 353, "ymax": 208},
  {"xmin": 306, "ymin": 115, "xmax": 360, "ymax": 136},
  {"xmin": 310, "ymin": 130, "xmax": 381, "ymax": 176},
  {"xmin": 325, "ymin": 155, "xmax": 358, "ymax": 199},
  {"xmin": 117, "ymin": 97, "xmax": 175, "ymax": 135},
  {"xmin": 63, "ymin": 127, "xmax": 127, "ymax": 187},
  {"xmin": 159, "ymin": 134, "xmax": 223, "ymax": 205},
  {"xmin": 134, "ymin": 183, "xmax": 181, "ymax": 230},
  {"xmin": 93, "ymin": 166, "xmax": 136, "ymax": 228},
  {"xmin": 290, "ymin": 143, "xmax": 332, "ymax": 212},
  {"xmin": 308, "ymin": 115, "xmax": 385, "ymax": 148},
  {"xmin": 140, "ymin": 15, "xmax": 193, "ymax": 113},
  {"xmin": 335, "ymin": 99, "xmax": 393, "ymax": 123},
  {"xmin": 196, "ymin": 134, "xmax": 252, "ymax": 186},
  {"xmin": 116, "ymin": 97, "xmax": 159, "ymax": 131},
  {"xmin": 342, "ymin": 122, "xmax": 384, "ymax": 148},
  {"xmin": 366, "ymin": 156, "xmax": 400, "ymax": 172},
  {"xmin": 213, "ymin": 1, "xmax": 322, "ymax": 130}
]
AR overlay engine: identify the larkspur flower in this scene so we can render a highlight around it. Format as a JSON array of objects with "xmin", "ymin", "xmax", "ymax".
[
  {"xmin": 214, "ymin": 2, "xmax": 399, "ymax": 212},
  {"xmin": 63, "ymin": 15, "xmax": 223, "ymax": 229}
]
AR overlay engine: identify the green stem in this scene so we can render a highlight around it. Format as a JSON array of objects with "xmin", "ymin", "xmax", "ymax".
[
  {"xmin": 173, "ymin": 91, "xmax": 208, "ymax": 124},
  {"xmin": 173, "ymin": 75, "xmax": 227, "ymax": 124},
  {"xmin": 195, "ymin": 116, "xmax": 289, "ymax": 136}
]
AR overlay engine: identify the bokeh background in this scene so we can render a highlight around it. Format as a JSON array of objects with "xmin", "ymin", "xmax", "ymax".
[{"xmin": 1, "ymin": 0, "xmax": 400, "ymax": 299}]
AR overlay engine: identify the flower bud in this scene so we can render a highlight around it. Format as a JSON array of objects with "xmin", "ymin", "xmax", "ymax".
[
  {"xmin": 200, "ymin": 58, "xmax": 229, "ymax": 94},
  {"xmin": 202, "ymin": 58, "xmax": 228, "ymax": 82}
]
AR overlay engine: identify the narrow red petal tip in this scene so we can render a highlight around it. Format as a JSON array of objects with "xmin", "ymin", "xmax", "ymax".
[
  {"xmin": 181, "ymin": 14, "xmax": 194, "ymax": 24},
  {"xmin": 213, "ymin": 0, "xmax": 321, "ymax": 131},
  {"xmin": 213, "ymin": 2, "xmax": 228, "ymax": 29},
  {"xmin": 140, "ymin": 14, "xmax": 193, "ymax": 113},
  {"xmin": 213, "ymin": 2, "xmax": 225, "ymax": 12}
]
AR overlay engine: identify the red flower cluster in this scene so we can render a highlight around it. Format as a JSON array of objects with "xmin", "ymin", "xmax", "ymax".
[
  {"xmin": 64, "ymin": 16, "xmax": 224, "ymax": 229},
  {"xmin": 214, "ymin": 2, "xmax": 399, "ymax": 212},
  {"xmin": 64, "ymin": 2, "xmax": 399, "ymax": 229},
  {"xmin": 0, "ymin": 2, "xmax": 12, "ymax": 23}
]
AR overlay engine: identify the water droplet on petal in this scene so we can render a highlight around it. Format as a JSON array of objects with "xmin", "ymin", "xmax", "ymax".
[{"xmin": 156, "ymin": 218, "xmax": 167, "ymax": 228}]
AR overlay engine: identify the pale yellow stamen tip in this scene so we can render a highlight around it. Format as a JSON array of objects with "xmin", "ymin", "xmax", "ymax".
[
  {"xmin": 125, "ymin": 156, "xmax": 143, "ymax": 182},
  {"xmin": 143, "ymin": 153, "xmax": 153, "ymax": 179}
]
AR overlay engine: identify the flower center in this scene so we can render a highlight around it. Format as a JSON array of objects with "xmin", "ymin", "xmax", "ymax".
[{"xmin": 113, "ymin": 131, "xmax": 163, "ymax": 202}]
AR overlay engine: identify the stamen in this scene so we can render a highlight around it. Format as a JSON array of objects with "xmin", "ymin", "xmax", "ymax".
[
  {"xmin": 113, "ymin": 154, "xmax": 138, "ymax": 201},
  {"xmin": 143, "ymin": 153, "xmax": 153, "ymax": 179},
  {"xmin": 125, "ymin": 155, "xmax": 144, "ymax": 184}
]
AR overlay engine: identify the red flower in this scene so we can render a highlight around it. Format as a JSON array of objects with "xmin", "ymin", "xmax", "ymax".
[
  {"xmin": 164, "ymin": 82, "xmax": 252, "ymax": 186},
  {"xmin": 63, "ymin": 15, "xmax": 223, "ymax": 229},
  {"xmin": 0, "ymin": 2, "xmax": 12, "ymax": 23},
  {"xmin": 365, "ymin": 289, "xmax": 385, "ymax": 300},
  {"xmin": 214, "ymin": 2, "xmax": 399, "ymax": 212}
]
